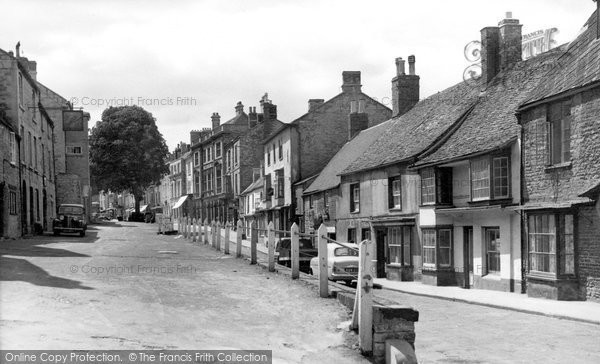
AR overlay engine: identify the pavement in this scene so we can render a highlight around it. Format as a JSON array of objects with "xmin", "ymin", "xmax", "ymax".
[{"xmin": 195, "ymin": 223, "xmax": 600, "ymax": 326}]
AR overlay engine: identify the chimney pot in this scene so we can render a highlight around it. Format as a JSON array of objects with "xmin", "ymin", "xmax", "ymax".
[
  {"xmin": 211, "ymin": 112, "xmax": 221, "ymax": 129},
  {"xmin": 408, "ymin": 55, "xmax": 416, "ymax": 75},
  {"xmin": 235, "ymin": 101, "xmax": 244, "ymax": 115},
  {"xmin": 395, "ymin": 57, "xmax": 405, "ymax": 76}
]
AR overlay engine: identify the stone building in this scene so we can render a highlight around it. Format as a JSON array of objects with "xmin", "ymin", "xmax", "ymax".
[
  {"xmin": 518, "ymin": 5, "xmax": 600, "ymax": 301},
  {"xmin": 263, "ymin": 71, "xmax": 392, "ymax": 231},
  {"xmin": 0, "ymin": 45, "xmax": 57, "ymax": 236}
]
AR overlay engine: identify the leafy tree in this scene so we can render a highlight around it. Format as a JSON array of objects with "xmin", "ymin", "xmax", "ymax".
[{"xmin": 90, "ymin": 105, "xmax": 169, "ymax": 213}]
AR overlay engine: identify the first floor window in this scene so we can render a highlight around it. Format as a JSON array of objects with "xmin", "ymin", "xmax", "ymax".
[
  {"xmin": 528, "ymin": 213, "xmax": 575, "ymax": 275},
  {"xmin": 389, "ymin": 176, "xmax": 402, "ymax": 209},
  {"xmin": 485, "ymin": 227, "xmax": 501, "ymax": 274},
  {"xmin": 350, "ymin": 183, "xmax": 360, "ymax": 212},
  {"xmin": 216, "ymin": 169, "xmax": 222, "ymax": 194},
  {"xmin": 9, "ymin": 132, "xmax": 17, "ymax": 164},
  {"xmin": 388, "ymin": 226, "xmax": 412, "ymax": 266},
  {"xmin": 471, "ymin": 157, "xmax": 490, "ymax": 200},
  {"xmin": 194, "ymin": 175, "xmax": 200, "ymax": 195},
  {"xmin": 421, "ymin": 168, "xmax": 435, "ymax": 205}
]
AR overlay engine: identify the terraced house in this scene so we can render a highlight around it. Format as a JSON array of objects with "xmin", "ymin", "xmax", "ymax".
[
  {"xmin": 517, "ymin": 5, "xmax": 600, "ymax": 301},
  {"xmin": 263, "ymin": 71, "xmax": 392, "ymax": 231}
]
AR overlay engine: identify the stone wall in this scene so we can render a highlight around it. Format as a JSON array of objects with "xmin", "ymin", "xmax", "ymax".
[
  {"xmin": 372, "ymin": 305, "xmax": 419, "ymax": 364},
  {"xmin": 578, "ymin": 203, "xmax": 600, "ymax": 301}
]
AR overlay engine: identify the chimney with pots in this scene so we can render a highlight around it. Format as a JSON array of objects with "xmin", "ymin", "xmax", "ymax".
[
  {"xmin": 235, "ymin": 101, "xmax": 244, "ymax": 115},
  {"xmin": 260, "ymin": 93, "xmax": 277, "ymax": 121},
  {"xmin": 308, "ymin": 99, "xmax": 325, "ymax": 112},
  {"xmin": 341, "ymin": 71, "xmax": 362, "ymax": 93},
  {"xmin": 391, "ymin": 55, "xmax": 420, "ymax": 117},
  {"xmin": 211, "ymin": 112, "xmax": 221, "ymax": 130},
  {"xmin": 498, "ymin": 12, "xmax": 523, "ymax": 71}
]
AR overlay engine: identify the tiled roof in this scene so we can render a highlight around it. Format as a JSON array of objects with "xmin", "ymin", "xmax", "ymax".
[
  {"xmin": 341, "ymin": 81, "xmax": 481, "ymax": 175},
  {"xmin": 522, "ymin": 10, "xmax": 600, "ymax": 107},
  {"xmin": 304, "ymin": 121, "xmax": 393, "ymax": 194},
  {"xmin": 415, "ymin": 46, "xmax": 566, "ymax": 167},
  {"xmin": 241, "ymin": 175, "xmax": 263, "ymax": 195}
]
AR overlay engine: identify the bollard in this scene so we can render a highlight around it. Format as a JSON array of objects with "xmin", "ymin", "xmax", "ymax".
[
  {"xmin": 203, "ymin": 219, "xmax": 209, "ymax": 244},
  {"xmin": 317, "ymin": 224, "xmax": 328, "ymax": 298},
  {"xmin": 267, "ymin": 222, "xmax": 275, "ymax": 272},
  {"xmin": 192, "ymin": 218, "xmax": 197, "ymax": 242},
  {"xmin": 211, "ymin": 221, "xmax": 216, "ymax": 248},
  {"xmin": 194, "ymin": 218, "xmax": 199, "ymax": 243},
  {"xmin": 290, "ymin": 223, "xmax": 300, "ymax": 279},
  {"xmin": 250, "ymin": 221, "xmax": 257, "ymax": 264},
  {"xmin": 186, "ymin": 217, "xmax": 190, "ymax": 239},
  {"xmin": 224, "ymin": 222, "xmax": 230, "ymax": 254},
  {"xmin": 236, "ymin": 220, "xmax": 243, "ymax": 258},
  {"xmin": 359, "ymin": 238, "xmax": 374, "ymax": 355}
]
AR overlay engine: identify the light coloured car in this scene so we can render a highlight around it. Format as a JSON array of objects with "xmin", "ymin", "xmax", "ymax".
[{"xmin": 309, "ymin": 242, "xmax": 359, "ymax": 285}]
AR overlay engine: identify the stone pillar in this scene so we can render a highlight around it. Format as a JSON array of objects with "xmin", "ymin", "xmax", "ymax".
[{"xmin": 372, "ymin": 305, "xmax": 419, "ymax": 364}]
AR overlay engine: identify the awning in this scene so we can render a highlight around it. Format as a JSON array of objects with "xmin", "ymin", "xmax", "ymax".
[
  {"xmin": 139, "ymin": 205, "xmax": 148, "ymax": 213},
  {"xmin": 172, "ymin": 195, "xmax": 189, "ymax": 209}
]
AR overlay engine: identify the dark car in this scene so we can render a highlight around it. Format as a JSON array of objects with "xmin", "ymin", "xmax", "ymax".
[
  {"xmin": 53, "ymin": 204, "xmax": 87, "ymax": 237},
  {"xmin": 275, "ymin": 237, "xmax": 318, "ymax": 273}
]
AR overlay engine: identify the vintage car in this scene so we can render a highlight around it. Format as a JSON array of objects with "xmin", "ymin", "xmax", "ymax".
[
  {"xmin": 309, "ymin": 242, "xmax": 359, "ymax": 285},
  {"xmin": 275, "ymin": 237, "xmax": 318, "ymax": 273},
  {"xmin": 53, "ymin": 204, "xmax": 87, "ymax": 237}
]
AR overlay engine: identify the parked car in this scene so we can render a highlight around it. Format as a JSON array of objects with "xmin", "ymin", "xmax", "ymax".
[
  {"xmin": 309, "ymin": 243, "xmax": 359, "ymax": 285},
  {"xmin": 53, "ymin": 204, "xmax": 87, "ymax": 237},
  {"xmin": 275, "ymin": 237, "xmax": 318, "ymax": 273}
]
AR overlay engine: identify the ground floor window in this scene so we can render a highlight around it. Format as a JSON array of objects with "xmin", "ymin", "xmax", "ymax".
[
  {"xmin": 387, "ymin": 226, "xmax": 412, "ymax": 266},
  {"xmin": 485, "ymin": 227, "xmax": 501, "ymax": 274},
  {"xmin": 422, "ymin": 227, "xmax": 453, "ymax": 270},
  {"xmin": 528, "ymin": 213, "xmax": 575, "ymax": 276},
  {"xmin": 347, "ymin": 228, "xmax": 356, "ymax": 244}
]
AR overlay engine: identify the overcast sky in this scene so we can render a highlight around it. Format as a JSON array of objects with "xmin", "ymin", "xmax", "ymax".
[{"xmin": 3, "ymin": 0, "xmax": 596, "ymax": 150}]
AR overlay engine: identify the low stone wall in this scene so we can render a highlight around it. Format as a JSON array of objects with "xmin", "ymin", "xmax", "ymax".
[{"xmin": 373, "ymin": 305, "xmax": 419, "ymax": 364}]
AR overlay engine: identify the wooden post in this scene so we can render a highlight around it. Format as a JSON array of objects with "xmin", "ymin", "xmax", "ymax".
[
  {"xmin": 194, "ymin": 219, "xmax": 199, "ymax": 243},
  {"xmin": 267, "ymin": 222, "xmax": 275, "ymax": 272},
  {"xmin": 290, "ymin": 223, "xmax": 300, "ymax": 279},
  {"xmin": 186, "ymin": 217, "xmax": 190, "ymax": 239},
  {"xmin": 358, "ymin": 238, "xmax": 374, "ymax": 355},
  {"xmin": 250, "ymin": 221, "xmax": 258, "ymax": 265},
  {"xmin": 317, "ymin": 224, "xmax": 329, "ymax": 298},
  {"xmin": 224, "ymin": 222, "xmax": 230, "ymax": 255},
  {"xmin": 236, "ymin": 220, "xmax": 243, "ymax": 258},
  {"xmin": 212, "ymin": 221, "xmax": 217, "ymax": 248},
  {"xmin": 192, "ymin": 218, "xmax": 197, "ymax": 242},
  {"xmin": 216, "ymin": 221, "xmax": 222, "ymax": 251},
  {"xmin": 203, "ymin": 219, "xmax": 209, "ymax": 244}
]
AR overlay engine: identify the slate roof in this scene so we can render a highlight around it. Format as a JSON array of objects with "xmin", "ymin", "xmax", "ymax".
[
  {"xmin": 304, "ymin": 121, "xmax": 393, "ymax": 194},
  {"xmin": 522, "ymin": 9, "xmax": 600, "ymax": 107},
  {"xmin": 341, "ymin": 81, "xmax": 481, "ymax": 175},
  {"xmin": 241, "ymin": 175, "xmax": 263, "ymax": 195},
  {"xmin": 414, "ymin": 46, "xmax": 566, "ymax": 167}
]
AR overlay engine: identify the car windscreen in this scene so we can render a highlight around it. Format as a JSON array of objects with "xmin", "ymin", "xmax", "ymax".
[
  {"xmin": 334, "ymin": 247, "xmax": 358, "ymax": 257},
  {"xmin": 58, "ymin": 206, "xmax": 84, "ymax": 215}
]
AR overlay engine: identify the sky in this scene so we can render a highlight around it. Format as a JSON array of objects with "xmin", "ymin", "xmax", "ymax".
[{"xmin": 2, "ymin": 0, "xmax": 597, "ymax": 151}]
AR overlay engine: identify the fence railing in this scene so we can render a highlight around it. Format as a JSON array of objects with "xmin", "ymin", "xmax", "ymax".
[{"xmin": 167, "ymin": 217, "xmax": 375, "ymax": 354}]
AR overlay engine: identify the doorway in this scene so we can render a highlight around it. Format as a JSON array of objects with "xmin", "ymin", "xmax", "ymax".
[
  {"xmin": 375, "ymin": 229, "xmax": 387, "ymax": 278},
  {"xmin": 463, "ymin": 227, "xmax": 474, "ymax": 288}
]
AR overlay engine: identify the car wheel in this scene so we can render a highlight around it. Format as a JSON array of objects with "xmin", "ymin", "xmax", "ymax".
[
  {"xmin": 53, "ymin": 230, "xmax": 60, "ymax": 236},
  {"xmin": 80, "ymin": 231, "xmax": 85, "ymax": 237}
]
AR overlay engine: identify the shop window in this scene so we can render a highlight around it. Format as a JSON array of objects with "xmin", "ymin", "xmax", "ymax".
[{"xmin": 528, "ymin": 213, "xmax": 575, "ymax": 276}]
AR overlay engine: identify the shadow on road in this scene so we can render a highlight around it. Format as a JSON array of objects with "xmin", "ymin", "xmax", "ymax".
[{"xmin": 0, "ymin": 256, "xmax": 93, "ymax": 290}]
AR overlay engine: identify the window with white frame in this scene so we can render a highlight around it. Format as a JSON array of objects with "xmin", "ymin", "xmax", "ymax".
[
  {"xmin": 234, "ymin": 142, "xmax": 239, "ymax": 167},
  {"xmin": 194, "ymin": 151, "xmax": 200, "ymax": 166},
  {"xmin": 422, "ymin": 228, "xmax": 452, "ymax": 269},
  {"xmin": 388, "ymin": 226, "xmax": 412, "ymax": 266},
  {"xmin": 438, "ymin": 229, "xmax": 452, "ymax": 267},
  {"xmin": 349, "ymin": 183, "xmax": 360, "ymax": 212},
  {"xmin": 485, "ymin": 227, "xmax": 501, "ymax": 274},
  {"xmin": 471, "ymin": 157, "xmax": 490, "ymax": 200},
  {"xmin": 528, "ymin": 214, "xmax": 575, "ymax": 276},
  {"xmin": 493, "ymin": 157, "xmax": 509, "ymax": 198},
  {"xmin": 421, "ymin": 168, "xmax": 435, "ymax": 205},
  {"xmin": 9, "ymin": 132, "xmax": 17, "ymax": 164},
  {"xmin": 422, "ymin": 229, "xmax": 436, "ymax": 268},
  {"xmin": 388, "ymin": 176, "xmax": 402, "ymax": 209}
]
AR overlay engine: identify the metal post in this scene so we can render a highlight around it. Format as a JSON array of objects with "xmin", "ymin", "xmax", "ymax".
[
  {"xmin": 318, "ymin": 224, "xmax": 328, "ymax": 298},
  {"xmin": 359, "ymin": 239, "xmax": 374, "ymax": 355},
  {"xmin": 250, "ymin": 221, "xmax": 257, "ymax": 265},
  {"xmin": 224, "ymin": 222, "xmax": 230, "ymax": 255},
  {"xmin": 291, "ymin": 223, "xmax": 300, "ymax": 279},
  {"xmin": 236, "ymin": 220, "xmax": 243, "ymax": 258},
  {"xmin": 267, "ymin": 221, "xmax": 275, "ymax": 272},
  {"xmin": 203, "ymin": 219, "xmax": 209, "ymax": 244}
]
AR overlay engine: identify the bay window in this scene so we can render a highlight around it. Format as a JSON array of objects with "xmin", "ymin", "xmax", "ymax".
[
  {"xmin": 528, "ymin": 213, "xmax": 575, "ymax": 277},
  {"xmin": 470, "ymin": 154, "xmax": 510, "ymax": 201}
]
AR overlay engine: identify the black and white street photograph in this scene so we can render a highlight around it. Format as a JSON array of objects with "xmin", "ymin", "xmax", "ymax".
[{"xmin": 1, "ymin": 1, "xmax": 600, "ymax": 363}]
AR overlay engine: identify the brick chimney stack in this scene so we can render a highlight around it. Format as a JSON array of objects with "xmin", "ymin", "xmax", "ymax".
[
  {"xmin": 211, "ymin": 112, "xmax": 220, "ymax": 129},
  {"xmin": 481, "ymin": 26, "xmax": 500, "ymax": 84},
  {"xmin": 498, "ymin": 12, "xmax": 523, "ymax": 71},
  {"xmin": 260, "ymin": 93, "xmax": 277, "ymax": 121},
  {"xmin": 348, "ymin": 113, "xmax": 369, "ymax": 140},
  {"xmin": 308, "ymin": 99, "xmax": 324, "ymax": 112},
  {"xmin": 341, "ymin": 71, "xmax": 362, "ymax": 93},
  {"xmin": 391, "ymin": 55, "xmax": 420, "ymax": 117},
  {"xmin": 248, "ymin": 106, "xmax": 258, "ymax": 128}
]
